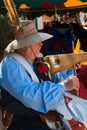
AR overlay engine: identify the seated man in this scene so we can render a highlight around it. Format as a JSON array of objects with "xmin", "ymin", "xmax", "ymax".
[{"xmin": 0, "ymin": 20, "xmax": 79, "ymax": 130}]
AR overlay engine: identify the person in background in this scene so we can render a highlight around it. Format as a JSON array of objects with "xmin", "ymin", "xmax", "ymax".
[{"xmin": 0, "ymin": 20, "xmax": 79, "ymax": 130}]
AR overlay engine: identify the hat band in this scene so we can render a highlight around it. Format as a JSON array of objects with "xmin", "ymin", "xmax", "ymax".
[{"xmin": 15, "ymin": 22, "xmax": 38, "ymax": 39}]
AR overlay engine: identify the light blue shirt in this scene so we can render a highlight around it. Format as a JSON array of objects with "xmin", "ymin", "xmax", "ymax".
[
  {"xmin": 0, "ymin": 55, "xmax": 73, "ymax": 113},
  {"xmin": 53, "ymin": 69, "xmax": 74, "ymax": 83}
]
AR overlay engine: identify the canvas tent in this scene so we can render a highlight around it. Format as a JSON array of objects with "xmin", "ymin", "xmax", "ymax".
[{"xmin": 0, "ymin": 0, "xmax": 87, "ymax": 9}]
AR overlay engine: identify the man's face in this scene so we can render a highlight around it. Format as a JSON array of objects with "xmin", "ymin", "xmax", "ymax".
[
  {"xmin": 30, "ymin": 42, "xmax": 43, "ymax": 55},
  {"xmin": 22, "ymin": 42, "xmax": 43, "ymax": 61}
]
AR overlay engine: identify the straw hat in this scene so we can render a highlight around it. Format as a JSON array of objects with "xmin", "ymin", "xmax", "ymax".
[{"xmin": 5, "ymin": 20, "xmax": 53, "ymax": 52}]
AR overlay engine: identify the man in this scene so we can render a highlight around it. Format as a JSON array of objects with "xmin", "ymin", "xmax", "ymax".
[{"xmin": 0, "ymin": 20, "xmax": 79, "ymax": 130}]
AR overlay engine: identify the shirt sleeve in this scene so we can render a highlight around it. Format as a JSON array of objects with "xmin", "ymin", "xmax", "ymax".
[
  {"xmin": 52, "ymin": 69, "xmax": 74, "ymax": 83},
  {"xmin": 0, "ymin": 56, "xmax": 66, "ymax": 113}
]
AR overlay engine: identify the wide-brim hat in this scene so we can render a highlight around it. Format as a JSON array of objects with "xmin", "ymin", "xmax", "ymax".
[{"xmin": 5, "ymin": 20, "xmax": 53, "ymax": 52}]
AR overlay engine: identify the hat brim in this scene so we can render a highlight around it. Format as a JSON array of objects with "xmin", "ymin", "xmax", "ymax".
[{"xmin": 5, "ymin": 32, "xmax": 53, "ymax": 52}]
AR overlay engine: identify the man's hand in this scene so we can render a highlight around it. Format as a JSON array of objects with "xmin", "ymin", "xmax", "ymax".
[{"xmin": 63, "ymin": 76, "xmax": 80, "ymax": 92}]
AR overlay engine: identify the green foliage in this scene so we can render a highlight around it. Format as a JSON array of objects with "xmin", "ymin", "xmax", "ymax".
[{"xmin": 0, "ymin": 14, "xmax": 15, "ymax": 60}]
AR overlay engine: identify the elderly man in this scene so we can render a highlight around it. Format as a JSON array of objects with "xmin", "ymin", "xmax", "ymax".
[{"xmin": 0, "ymin": 20, "xmax": 79, "ymax": 130}]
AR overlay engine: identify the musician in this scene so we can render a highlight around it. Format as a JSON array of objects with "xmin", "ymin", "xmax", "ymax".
[{"xmin": 0, "ymin": 20, "xmax": 79, "ymax": 130}]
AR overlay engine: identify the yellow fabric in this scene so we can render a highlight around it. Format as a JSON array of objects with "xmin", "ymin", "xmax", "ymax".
[
  {"xmin": 74, "ymin": 39, "xmax": 87, "ymax": 65},
  {"xmin": 74, "ymin": 39, "xmax": 84, "ymax": 53}
]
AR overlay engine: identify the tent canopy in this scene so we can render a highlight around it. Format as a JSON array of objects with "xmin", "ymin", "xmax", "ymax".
[
  {"xmin": 0, "ymin": 0, "xmax": 66, "ymax": 9},
  {"xmin": 0, "ymin": 0, "xmax": 87, "ymax": 9}
]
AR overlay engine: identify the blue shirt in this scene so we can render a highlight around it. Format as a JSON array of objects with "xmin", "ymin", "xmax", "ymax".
[
  {"xmin": 52, "ymin": 69, "xmax": 74, "ymax": 83},
  {"xmin": 0, "ymin": 55, "xmax": 73, "ymax": 113}
]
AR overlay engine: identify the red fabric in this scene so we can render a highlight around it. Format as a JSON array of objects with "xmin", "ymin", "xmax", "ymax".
[
  {"xmin": 78, "ymin": 65, "xmax": 87, "ymax": 99},
  {"xmin": 38, "ymin": 2, "xmax": 65, "ymax": 9},
  {"xmin": 68, "ymin": 118, "xmax": 86, "ymax": 130},
  {"xmin": 64, "ymin": 96, "xmax": 72, "ymax": 104},
  {"xmin": 38, "ymin": 2, "xmax": 55, "ymax": 9},
  {"xmin": 37, "ymin": 62, "xmax": 48, "ymax": 74},
  {"xmin": 79, "ymin": 82, "xmax": 87, "ymax": 100},
  {"xmin": 52, "ymin": 41, "xmax": 62, "ymax": 50},
  {"xmin": 78, "ymin": 65, "xmax": 87, "ymax": 87}
]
